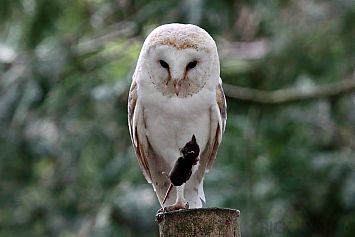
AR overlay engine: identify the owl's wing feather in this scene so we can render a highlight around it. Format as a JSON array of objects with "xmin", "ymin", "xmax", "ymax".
[
  {"xmin": 206, "ymin": 78, "xmax": 227, "ymax": 170},
  {"xmin": 128, "ymin": 76, "xmax": 152, "ymax": 183},
  {"xmin": 129, "ymin": 74, "xmax": 176, "ymax": 206}
]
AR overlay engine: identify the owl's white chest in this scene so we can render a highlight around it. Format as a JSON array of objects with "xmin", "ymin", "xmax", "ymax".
[{"xmin": 138, "ymin": 83, "xmax": 214, "ymax": 167}]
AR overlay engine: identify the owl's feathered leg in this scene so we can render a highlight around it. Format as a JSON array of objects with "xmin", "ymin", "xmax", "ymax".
[{"xmin": 158, "ymin": 184, "xmax": 189, "ymax": 213}]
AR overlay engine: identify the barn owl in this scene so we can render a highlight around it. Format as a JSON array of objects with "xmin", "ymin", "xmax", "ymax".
[{"xmin": 128, "ymin": 23, "xmax": 226, "ymax": 211}]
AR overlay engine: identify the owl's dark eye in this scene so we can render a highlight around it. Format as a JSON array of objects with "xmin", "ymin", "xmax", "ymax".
[
  {"xmin": 159, "ymin": 60, "xmax": 169, "ymax": 69},
  {"xmin": 186, "ymin": 61, "xmax": 197, "ymax": 69}
]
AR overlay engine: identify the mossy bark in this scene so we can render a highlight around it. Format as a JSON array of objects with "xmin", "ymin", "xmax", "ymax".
[{"xmin": 156, "ymin": 208, "xmax": 241, "ymax": 237}]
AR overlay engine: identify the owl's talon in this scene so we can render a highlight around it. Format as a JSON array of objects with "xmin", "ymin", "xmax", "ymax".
[
  {"xmin": 158, "ymin": 200, "xmax": 190, "ymax": 213},
  {"xmin": 162, "ymin": 171, "xmax": 169, "ymax": 178},
  {"xmin": 193, "ymin": 156, "xmax": 200, "ymax": 165}
]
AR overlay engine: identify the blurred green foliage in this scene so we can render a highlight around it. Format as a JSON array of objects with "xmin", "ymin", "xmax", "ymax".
[{"xmin": 1, "ymin": 0, "xmax": 355, "ymax": 236}]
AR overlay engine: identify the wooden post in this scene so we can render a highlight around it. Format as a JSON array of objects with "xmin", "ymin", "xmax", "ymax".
[{"xmin": 156, "ymin": 208, "xmax": 241, "ymax": 237}]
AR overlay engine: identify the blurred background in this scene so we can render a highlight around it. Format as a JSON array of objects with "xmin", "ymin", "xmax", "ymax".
[{"xmin": 1, "ymin": 0, "xmax": 355, "ymax": 236}]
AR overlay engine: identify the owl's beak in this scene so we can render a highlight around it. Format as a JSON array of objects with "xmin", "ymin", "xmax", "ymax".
[{"xmin": 173, "ymin": 80, "xmax": 181, "ymax": 96}]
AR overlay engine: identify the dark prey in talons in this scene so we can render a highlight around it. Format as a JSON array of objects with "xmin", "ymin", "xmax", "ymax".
[{"xmin": 161, "ymin": 134, "xmax": 200, "ymax": 206}]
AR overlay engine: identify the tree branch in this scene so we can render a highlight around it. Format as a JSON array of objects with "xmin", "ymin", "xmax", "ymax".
[
  {"xmin": 71, "ymin": 21, "xmax": 138, "ymax": 56},
  {"xmin": 223, "ymin": 75, "xmax": 355, "ymax": 104}
]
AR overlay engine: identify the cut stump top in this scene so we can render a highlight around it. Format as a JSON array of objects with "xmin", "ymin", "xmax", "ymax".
[{"xmin": 156, "ymin": 207, "xmax": 241, "ymax": 237}]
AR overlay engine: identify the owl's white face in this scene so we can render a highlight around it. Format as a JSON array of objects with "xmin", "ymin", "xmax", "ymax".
[{"xmin": 137, "ymin": 24, "xmax": 220, "ymax": 98}]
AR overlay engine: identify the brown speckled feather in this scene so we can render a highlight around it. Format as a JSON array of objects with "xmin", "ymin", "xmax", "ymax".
[
  {"xmin": 128, "ymin": 77, "xmax": 152, "ymax": 182},
  {"xmin": 206, "ymin": 79, "xmax": 227, "ymax": 170}
]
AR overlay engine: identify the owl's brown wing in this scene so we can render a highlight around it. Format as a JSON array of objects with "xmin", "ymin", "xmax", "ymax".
[
  {"xmin": 128, "ymin": 75, "xmax": 152, "ymax": 183},
  {"xmin": 128, "ymin": 74, "xmax": 173, "ymax": 206},
  {"xmin": 206, "ymin": 78, "xmax": 227, "ymax": 170}
]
